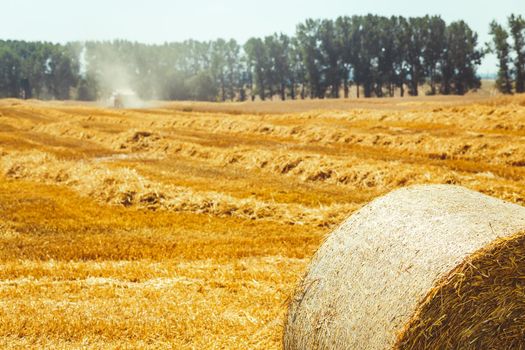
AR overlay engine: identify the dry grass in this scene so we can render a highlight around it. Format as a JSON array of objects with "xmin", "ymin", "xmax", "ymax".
[{"xmin": 0, "ymin": 94, "xmax": 525, "ymax": 348}]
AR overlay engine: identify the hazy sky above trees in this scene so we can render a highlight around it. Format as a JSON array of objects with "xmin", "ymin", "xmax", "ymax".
[{"xmin": 1, "ymin": 0, "xmax": 523, "ymax": 73}]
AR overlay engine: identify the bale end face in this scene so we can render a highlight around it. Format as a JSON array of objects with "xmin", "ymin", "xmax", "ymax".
[{"xmin": 396, "ymin": 232, "xmax": 525, "ymax": 349}]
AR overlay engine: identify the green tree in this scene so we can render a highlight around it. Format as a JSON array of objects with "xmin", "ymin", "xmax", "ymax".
[
  {"xmin": 405, "ymin": 17, "xmax": 426, "ymax": 96},
  {"xmin": 391, "ymin": 16, "xmax": 410, "ymax": 97},
  {"xmin": 423, "ymin": 16, "xmax": 447, "ymax": 95},
  {"xmin": 46, "ymin": 45, "xmax": 79, "ymax": 100},
  {"xmin": 0, "ymin": 45, "xmax": 21, "ymax": 98},
  {"xmin": 244, "ymin": 37, "xmax": 270, "ymax": 100},
  {"xmin": 211, "ymin": 39, "xmax": 228, "ymax": 101},
  {"xmin": 289, "ymin": 37, "xmax": 307, "ymax": 99},
  {"xmin": 375, "ymin": 16, "xmax": 398, "ymax": 97},
  {"xmin": 265, "ymin": 34, "xmax": 292, "ymax": 100},
  {"xmin": 509, "ymin": 14, "xmax": 525, "ymax": 92},
  {"xmin": 335, "ymin": 16, "xmax": 353, "ymax": 98},
  {"xmin": 319, "ymin": 19, "xmax": 342, "ymax": 98},
  {"xmin": 441, "ymin": 21, "xmax": 483, "ymax": 95},
  {"xmin": 187, "ymin": 71, "xmax": 218, "ymax": 101},
  {"xmin": 224, "ymin": 39, "xmax": 241, "ymax": 101},
  {"xmin": 488, "ymin": 20, "xmax": 513, "ymax": 94},
  {"xmin": 296, "ymin": 19, "xmax": 325, "ymax": 98},
  {"xmin": 353, "ymin": 15, "xmax": 381, "ymax": 98},
  {"xmin": 77, "ymin": 73, "xmax": 98, "ymax": 101}
]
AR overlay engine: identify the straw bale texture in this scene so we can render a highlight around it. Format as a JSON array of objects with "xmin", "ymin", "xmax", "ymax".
[{"xmin": 284, "ymin": 185, "xmax": 525, "ymax": 349}]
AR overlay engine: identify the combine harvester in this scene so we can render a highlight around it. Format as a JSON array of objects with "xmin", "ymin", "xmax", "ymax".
[{"xmin": 110, "ymin": 89, "xmax": 141, "ymax": 108}]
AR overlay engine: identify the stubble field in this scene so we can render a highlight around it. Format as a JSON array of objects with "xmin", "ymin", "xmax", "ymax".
[{"xmin": 0, "ymin": 94, "xmax": 525, "ymax": 348}]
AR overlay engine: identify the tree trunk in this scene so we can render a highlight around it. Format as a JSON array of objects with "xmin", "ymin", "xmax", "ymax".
[
  {"xmin": 229, "ymin": 72, "xmax": 235, "ymax": 101},
  {"xmin": 409, "ymin": 67, "xmax": 418, "ymax": 96},
  {"xmin": 430, "ymin": 69, "xmax": 436, "ymax": 95},
  {"xmin": 364, "ymin": 82, "xmax": 372, "ymax": 98},
  {"xmin": 259, "ymin": 80, "xmax": 266, "ymax": 101},
  {"xmin": 375, "ymin": 83, "xmax": 383, "ymax": 97},
  {"xmin": 239, "ymin": 88, "xmax": 246, "ymax": 102},
  {"xmin": 517, "ymin": 66, "xmax": 524, "ymax": 93},
  {"xmin": 21, "ymin": 79, "xmax": 31, "ymax": 99}
]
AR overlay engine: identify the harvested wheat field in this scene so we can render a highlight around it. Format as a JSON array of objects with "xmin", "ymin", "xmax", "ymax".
[{"xmin": 1, "ymin": 94, "xmax": 525, "ymax": 349}]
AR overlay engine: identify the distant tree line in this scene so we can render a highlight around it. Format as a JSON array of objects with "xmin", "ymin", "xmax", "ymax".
[
  {"xmin": 488, "ymin": 15, "xmax": 525, "ymax": 94},
  {"xmin": 0, "ymin": 15, "xmax": 486, "ymax": 101},
  {"xmin": 0, "ymin": 41, "xmax": 79, "ymax": 99}
]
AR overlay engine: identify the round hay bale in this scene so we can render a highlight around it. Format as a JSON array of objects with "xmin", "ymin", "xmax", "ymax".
[{"xmin": 284, "ymin": 185, "xmax": 525, "ymax": 349}]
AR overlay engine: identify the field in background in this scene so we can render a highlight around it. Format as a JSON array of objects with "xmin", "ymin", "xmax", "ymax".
[
  {"xmin": 0, "ymin": 93, "xmax": 525, "ymax": 348},
  {"xmin": 167, "ymin": 79, "xmax": 499, "ymax": 115}
]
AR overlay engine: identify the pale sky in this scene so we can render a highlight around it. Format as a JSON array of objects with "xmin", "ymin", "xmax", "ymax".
[{"xmin": 1, "ymin": 0, "xmax": 524, "ymax": 73}]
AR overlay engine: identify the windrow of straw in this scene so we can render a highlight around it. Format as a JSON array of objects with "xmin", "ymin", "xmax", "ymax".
[
  {"xmin": 284, "ymin": 185, "xmax": 525, "ymax": 349},
  {"xmin": 5, "ymin": 99, "xmax": 525, "ymax": 169},
  {"xmin": 0, "ymin": 149, "xmax": 351, "ymax": 226},
  {"xmin": 3, "ymin": 100, "xmax": 525, "ymax": 194}
]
